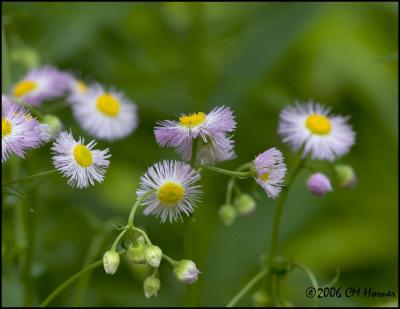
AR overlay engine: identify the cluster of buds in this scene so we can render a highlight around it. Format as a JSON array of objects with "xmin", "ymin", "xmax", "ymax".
[{"xmin": 219, "ymin": 193, "xmax": 257, "ymax": 226}]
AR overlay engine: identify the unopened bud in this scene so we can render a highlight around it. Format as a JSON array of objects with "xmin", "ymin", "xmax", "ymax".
[
  {"xmin": 174, "ymin": 259, "xmax": 200, "ymax": 284},
  {"xmin": 103, "ymin": 250, "xmax": 120, "ymax": 275},
  {"xmin": 143, "ymin": 276, "xmax": 161, "ymax": 298},
  {"xmin": 127, "ymin": 241, "xmax": 146, "ymax": 264},
  {"xmin": 219, "ymin": 204, "xmax": 237, "ymax": 226},
  {"xmin": 252, "ymin": 290, "xmax": 270, "ymax": 307},
  {"xmin": 334, "ymin": 164, "xmax": 356, "ymax": 189},
  {"xmin": 41, "ymin": 114, "xmax": 63, "ymax": 138},
  {"xmin": 234, "ymin": 194, "xmax": 256, "ymax": 216},
  {"xmin": 307, "ymin": 173, "xmax": 332, "ymax": 197},
  {"xmin": 145, "ymin": 245, "xmax": 162, "ymax": 268}
]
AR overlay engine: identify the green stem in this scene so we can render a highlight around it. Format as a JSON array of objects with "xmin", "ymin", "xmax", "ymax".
[
  {"xmin": 3, "ymin": 169, "xmax": 58, "ymax": 187},
  {"xmin": 130, "ymin": 226, "xmax": 152, "ymax": 245},
  {"xmin": 294, "ymin": 262, "xmax": 319, "ymax": 307},
  {"xmin": 111, "ymin": 228, "xmax": 128, "ymax": 251},
  {"xmin": 127, "ymin": 190, "xmax": 154, "ymax": 227},
  {"xmin": 2, "ymin": 26, "xmax": 12, "ymax": 92},
  {"xmin": 39, "ymin": 250, "xmax": 125, "ymax": 307},
  {"xmin": 201, "ymin": 165, "xmax": 254, "ymax": 178},
  {"xmin": 162, "ymin": 253, "xmax": 178, "ymax": 266},
  {"xmin": 190, "ymin": 138, "xmax": 200, "ymax": 167},
  {"xmin": 226, "ymin": 269, "xmax": 268, "ymax": 307}
]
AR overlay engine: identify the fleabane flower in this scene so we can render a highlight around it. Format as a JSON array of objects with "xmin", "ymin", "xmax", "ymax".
[
  {"xmin": 154, "ymin": 106, "xmax": 236, "ymax": 163},
  {"xmin": 65, "ymin": 74, "xmax": 91, "ymax": 105},
  {"xmin": 137, "ymin": 160, "xmax": 201, "ymax": 223},
  {"xmin": 307, "ymin": 172, "xmax": 332, "ymax": 197},
  {"xmin": 72, "ymin": 84, "xmax": 138, "ymax": 141},
  {"xmin": 12, "ymin": 66, "xmax": 70, "ymax": 106},
  {"xmin": 51, "ymin": 131, "xmax": 111, "ymax": 189},
  {"xmin": 2, "ymin": 97, "xmax": 48, "ymax": 162},
  {"xmin": 174, "ymin": 260, "xmax": 200, "ymax": 284},
  {"xmin": 278, "ymin": 101, "xmax": 355, "ymax": 161},
  {"xmin": 254, "ymin": 148, "xmax": 287, "ymax": 199}
]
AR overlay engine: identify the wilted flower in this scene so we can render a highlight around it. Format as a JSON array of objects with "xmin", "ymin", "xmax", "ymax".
[
  {"xmin": 307, "ymin": 172, "xmax": 332, "ymax": 197},
  {"xmin": 278, "ymin": 101, "xmax": 355, "ymax": 161},
  {"xmin": 143, "ymin": 276, "xmax": 161, "ymax": 298},
  {"xmin": 145, "ymin": 245, "xmax": 162, "ymax": 268},
  {"xmin": 137, "ymin": 160, "xmax": 202, "ymax": 223},
  {"xmin": 173, "ymin": 259, "xmax": 200, "ymax": 284},
  {"xmin": 72, "ymin": 83, "xmax": 138, "ymax": 141},
  {"xmin": 51, "ymin": 131, "xmax": 111, "ymax": 188},
  {"xmin": 254, "ymin": 148, "xmax": 287, "ymax": 199},
  {"xmin": 103, "ymin": 250, "xmax": 120, "ymax": 275},
  {"xmin": 12, "ymin": 66, "xmax": 70, "ymax": 106}
]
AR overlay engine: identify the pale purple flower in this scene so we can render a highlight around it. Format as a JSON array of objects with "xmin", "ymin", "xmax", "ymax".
[
  {"xmin": 2, "ymin": 98, "xmax": 47, "ymax": 162},
  {"xmin": 278, "ymin": 101, "xmax": 355, "ymax": 162},
  {"xmin": 137, "ymin": 160, "xmax": 202, "ymax": 223},
  {"xmin": 72, "ymin": 83, "xmax": 138, "ymax": 141},
  {"xmin": 51, "ymin": 131, "xmax": 111, "ymax": 189},
  {"xmin": 154, "ymin": 106, "xmax": 236, "ymax": 163},
  {"xmin": 64, "ymin": 73, "xmax": 91, "ymax": 105},
  {"xmin": 307, "ymin": 173, "xmax": 332, "ymax": 197},
  {"xmin": 254, "ymin": 148, "xmax": 287, "ymax": 198},
  {"xmin": 12, "ymin": 66, "xmax": 70, "ymax": 106},
  {"xmin": 174, "ymin": 260, "xmax": 200, "ymax": 284}
]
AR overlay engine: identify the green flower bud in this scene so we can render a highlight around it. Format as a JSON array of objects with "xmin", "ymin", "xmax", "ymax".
[
  {"xmin": 334, "ymin": 164, "xmax": 356, "ymax": 189},
  {"xmin": 143, "ymin": 276, "xmax": 161, "ymax": 298},
  {"xmin": 252, "ymin": 290, "xmax": 270, "ymax": 307},
  {"xmin": 145, "ymin": 245, "xmax": 162, "ymax": 268},
  {"xmin": 234, "ymin": 194, "xmax": 256, "ymax": 216},
  {"xmin": 103, "ymin": 250, "xmax": 120, "ymax": 275},
  {"xmin": 173, "ymin": 259, "xmax": 200, "ymax": 284},
  {"xmin": 127, "ymin": 241, "xmax": 146, "ymax": 264},
  {"xmin": 218, "ymin": 204, "xmax": 237, "ymax": 226},
  {"xmin": 41, "ymin": 114, "xmax": 63, "ymax": 138}
]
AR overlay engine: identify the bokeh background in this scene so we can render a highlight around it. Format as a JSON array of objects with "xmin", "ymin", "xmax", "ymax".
[{"xmin": 1, "ymin": 2, "xmax": 398, "ymax": 307}]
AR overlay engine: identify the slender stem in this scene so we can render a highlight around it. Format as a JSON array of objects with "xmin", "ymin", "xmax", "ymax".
[
  {"xmin": 130, "ymin": 226, "xmax": 152, "ymax": 245},
  {"xmin": 201, "ymin": 165, "xmax": 254, "ymax": 178},
  {"xmin": 2, "ymin": 26, "xmax": 12, "ymax": 92},
  {"xmin": 111, "ymin": 228, "xmax": 128, "ymax": 251},
  {"xmin": 39, "ymin": 250, "xmax": 125, "ymax": 307},
  {"xmin": 127, "ymin": 190, "xmax": 154, "ymax": 227},
  {"xmin": 226, "ymin": 178, "xmax": 235, "ymax": 205},
  {"xmin": 162, "ymin": 253, "xmax": 178, "ymax": 266},
  {"xmin": 3, "ymin": 169, "xmax": 58, "ymax": 187},
  {"xmin": 226, "ymin": 269, "xmax": 268, "ymax": 307},
  {"xmin": 293, "ymin": 262, "xmax": 319, "ymax": 307},
  {"xmin": 190, "ymin": 138, "xmax": 200, "ymax": 167}
]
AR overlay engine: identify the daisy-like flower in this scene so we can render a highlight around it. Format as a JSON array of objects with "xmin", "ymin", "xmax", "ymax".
[
  {"xmin": 51, "ymin": 131, "xmax": 111, "ymax": 189},
  {"xmin": 12, "ymin": 66, "xmax": 70, "ymax": 106},
  {"xmin": 278, "ymin": 101, "xmax": 355, "ymax": 161},
  {"xmin": 154, "ymin": 106, "xmax": 236, "ymax": 163},
  {"xmin": 72, "ymin": 84, "xmax": 138, "ymax": 141},
  {"xmin": 64, "ymin": 73, "xmax": 91, "ymax": 105},
  {"xmin": 254, "ymin": 148, "xmax": 287, "ymax": 199},
  {"xmin": 2, "ymin": 99, "xmax": 46, "ymax": 162},
  {"xmin": 176, "ymin": 132, "xmax": 236, "ymax": 165},
  {"xmin": 137, "ymin": 160, "xmax": 201, "ymax": 223}
]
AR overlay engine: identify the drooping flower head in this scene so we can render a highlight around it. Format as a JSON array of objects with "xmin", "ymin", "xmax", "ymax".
[
  {"xmin": 278, "ymin": 101, "xmax": 355, "ymax": 161},
  {"xmin": 307, "ymin": 172, "xmax": 332, "ymax": 197},
  {"xmin": 174, "ymin": 259, "xmax": 200, "ymax": 284},
  {"xmin": 51, "ymin": 131, "xmax": 111, "ymax": 189},
  {"xmin": 154, "ymin": 106, "xmax": 236, "ymax": 164},
  {"xmin": 12, "ymin": 66, "xmax": 70, "ymax": 106},
  {"xmin": 137, "ymin": 160, "xmax": 201, "ymax": 223},
  {"xmin": 72, "ymin": 83, "xmax": 138, "ymax": 141},
  {"xmin": 254, "ymin": 148, "xmax": 287, "ymax": 199},
  {"xmin": 2, "ymin": 96, "xmax": 48, "ymax": 162}
]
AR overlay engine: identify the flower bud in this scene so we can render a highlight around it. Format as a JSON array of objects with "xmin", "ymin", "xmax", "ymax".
[
  {"xmin": 218, "ymin": 204, "xmax": 237, "ymax": 226},
  {"xmin": 234, "ymin": 194, "xmax": 256, "ymax": 216},
  {"xmin": 127, "ymin": 241, "xmax": 146, "ymax": 264},
  {"xmin": 252, "ymin": 290, "xmax": 270, "ymax": 307},
  {"xmin": 145, "ymin": 245, "xmax": 162, "ymax": 268},
  {"xmin": 174, "ymin": 259, "xmax": 200, "ymax": 284},
  {"xmin": 143, "ymin": 276, "xmax": 161, "ymax": 298},
  {"xmin": 103, "ymin": 250, "xmax": 120, "ymax": 275},
  {"xmin": 41, "ymin": 114, "xmax": 63, "ymax": 138},
  {"xmin": 307, "ymin": 173, "xmax": 332, "ymax": 197},
  {"xmin": 334, "ymin": 164, "xmax": 356, "ymax": 189}
]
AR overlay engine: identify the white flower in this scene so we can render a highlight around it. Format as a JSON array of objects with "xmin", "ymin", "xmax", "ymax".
[
  {"xmin": 278, "ymin": 101, "xmax": 355, "ymax": 161},
  {"xmin": 137, "ymin": 160, "xmax": 202, "ymax": 223},
  {"xmin": 51, "ymin": 131, "xmax": 111, "ymax": 189},
  {"xmin": 72, "ymin": 83, "xmax": 138, "ymax": 141}
]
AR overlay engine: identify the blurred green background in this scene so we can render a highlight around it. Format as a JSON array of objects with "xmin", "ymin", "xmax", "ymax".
[{"xmin": 1, "ymin": 2, "xmax": 398, "ymax": 307}]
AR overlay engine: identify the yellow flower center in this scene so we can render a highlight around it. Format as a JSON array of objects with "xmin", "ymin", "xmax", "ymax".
[
  {"xmin": 96, "ymin": 93, "xmax": 121, "ymax": 117},
  {"xmin": 179, "ymin": 112, "xmax": 206, "ymax": 128},
  {"xmin": 76, "ymin": 80, "xmax": 88, "ymax": 93},
  {"xmin": 305, "ymin": 114, "xmax": 332, "ymax": 135},
  {"xmin": 13, "ymin": 80, "xmax": 37, "ymax": 97},
  {"xmin": 158, "ymin": 182, "xmax": 185, "ymax": 206},
  {"xmin": 73, "ymin": 144, "xmax": 93, "ymax": 167},
  {"xmin": 260, "ymin": 172, "xmax": 269, "ymax": 182},
  {"xmin": 2, "ymin": 118, "xmax": 12, "ymax": 137}
]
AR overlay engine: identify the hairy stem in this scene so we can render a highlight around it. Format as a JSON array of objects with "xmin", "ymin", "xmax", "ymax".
[
  {"xmin": 3, "ymin": 169, "xmax": 58, "ymax": 187},
  {"xmin": 201, "ymin": 165, "xmax": 254, "ymax": 178}
]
